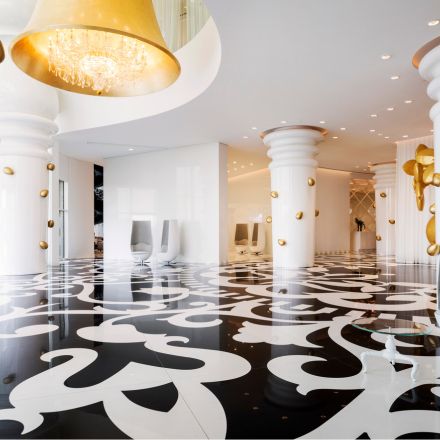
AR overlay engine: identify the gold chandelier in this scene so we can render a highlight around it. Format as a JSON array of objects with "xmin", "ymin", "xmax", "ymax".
[{"xmin": 10, "ymin": 0, "xmax": 181, "ymax": 96}]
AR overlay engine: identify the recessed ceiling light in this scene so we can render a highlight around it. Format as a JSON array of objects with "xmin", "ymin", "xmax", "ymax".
[
  {"xmin": 251, "ymin": 126, "xmax": 257, "ymax": 130},
  {"xmin": 428, "ymin": 19, "xmax": 440, "ymax": 26},
  {"xmin": 430, "ymin": 129, "xmax": 434, "ymax": 133},
  {"xmin": 233, "ymin": 168, "xmax": 238, "ymax": 171},
  {"xmin": 340, "ymin": 127, "xmax": 346, "ymax": 131},
  {"xmin": 128, "ymin": 148, "xmax": 134, "ymax": 151},
  {"xmin": 332, "ymin": 136, "xmax": 339, "ymax": 139},
  {"xmin": 384, "ymin": 136, "xmax": 390, "ymax": 139},
  {"xmin": 249, "ymin": 162, "xmax": 254, "ymax": 166},
  {"xmin": 241, "ymin": 165, "xmax": 245, "ymax": 169},
  {"xmin": 227, "ymin": 170, "xmax": 230, "ymax": 173},
  {"xmin": 390, "ymin": 75, "xmax": 400, "ymax": 80},
  {"xmin": 243, "ymin": 135, "xmax": 249, "ymax": 139},
  {"xmin": 363, "ymin": 168, "xmax": 367, "ymax": 171},
  {"xmin": 387, "ymin": 107, "xmax": 394, "ymax": 111},
  {"xmin": 381, "ymin": 54, "xmax": 391, "ymax": 60},
  {"xmin": 370, "ymin": 114, "xmax": 377, "ymax": 118},
  {"xmin": 369, "ymin": 129, "xmax": 376, "ymax": 132},
  {"xmin": 233, "ymin": 161, "xmax": 237, "ymax": 164},
  {"xmin": 319, "ymin": 120, "xmax": 326, "ymax": 124},
  {"xmin": 402, "ymin": 135, "xmax": 408, "ymax": 138},
  {"xmin": 280, "ymin": 120, "xmax": 287, "ymax": 124},
  {"xmin": 378, "ymin": 133, "xmax": 383, "ymax": 136},
  {"xmin": 404, "ymin": 100, "xmax": 413, "ymax": 104},
  {"xmin": 355, "ymin": 165, "xmax": 360, "ymax": 169}
]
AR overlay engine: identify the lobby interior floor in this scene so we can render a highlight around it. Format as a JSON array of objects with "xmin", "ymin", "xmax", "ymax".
[{"xmin": 0, "ymin": 253, "xmax": 439, "ymax": 439}]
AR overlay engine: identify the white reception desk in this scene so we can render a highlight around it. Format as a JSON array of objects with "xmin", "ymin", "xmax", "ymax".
[{"xmin": 350, "ymin": 231, "xmax": 376, "ymax": 252}]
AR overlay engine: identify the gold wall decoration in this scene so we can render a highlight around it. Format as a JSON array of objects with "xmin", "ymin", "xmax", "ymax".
[
  {"xmin": 315, "ymin": 209, "xmax": 320, "ymax": 217},
  {"xmin": 270, "ymin": 191, "xmax": 279, "ymax": 198},
  {"xmin": 3, "ymin": 167, "xmax": 14, "ymax": 175},
  {"xmin": 266, "ymin": 216, "xmax": 272, "ymax": 224},
  {"xmin": 376, "ymin": 235, "xmax": 382, "ymax": 241},
  {"xmin": 403, "ymin": 144, "xmax": 440, "ymax": 255},
  {"xmin": 388, "ymin": 219, "xmax": 395, "ymax": 224},
  {"xmin": 48, "ymin": 220, "xmax": 55, "ymax": 228},
  {"xmin": 39, "ymin": 241, "xmax": 48, "ymax": 249},
  {"xmin": 278, "ymin": 239, "xmax": 286, "ymax": 246},
  {"xmin": 40, "ymin": 189, "xmax": 49, "ymax": 198},
  {"xmin": 47, "ymin": 163, "xmax": 56, "ymax": 171},
  {"xmin": 0, "ymin": 40, "xmax": 4, "ymax": 64},
  {"xmin": 296, "ymin": 211, "xmax": 303, "ymax": 220},
  {"xmin": 379, "ymin": 192, "xmax": 387, "ymax": 198},
  {"xmin": 307, "ymin": 177, "xmax": 316, "ymax": 186}
]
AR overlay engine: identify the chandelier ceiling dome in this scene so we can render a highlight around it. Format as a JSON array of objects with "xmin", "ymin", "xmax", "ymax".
[{"xmin": 10, "ymin": 0, "xmax": 181, "ymax": 97}]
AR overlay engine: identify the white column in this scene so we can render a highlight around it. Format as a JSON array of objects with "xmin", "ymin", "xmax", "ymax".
[
  {"xmin": 371, "ymin": 162, "xmax": 396, "ymax": 256},
  {"xmin": 261, "ymin": 125, "xmax": 326, "ymax": 268},
  {"xmin": 0, "ymin": 35, "xmax": 59, "ymax": 275},
  {"xmin": 414, "ymin": 38, "xmax": 440, "ymax": 324}
]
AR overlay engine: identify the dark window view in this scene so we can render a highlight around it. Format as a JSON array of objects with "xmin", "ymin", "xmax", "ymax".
[{"xmin": 94, "ymin": 164, "xmax": 104, "ymax": 258}]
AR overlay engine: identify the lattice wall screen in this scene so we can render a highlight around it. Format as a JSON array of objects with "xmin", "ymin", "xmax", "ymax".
[{"xmin": 350, "ymin": 179, "xmax": 376, "ymax": 232}]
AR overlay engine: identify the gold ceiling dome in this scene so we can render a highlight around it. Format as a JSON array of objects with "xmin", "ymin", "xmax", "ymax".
[{"xmin": 10, "ymin": 0, "xmax": 181, "ymax": 97}]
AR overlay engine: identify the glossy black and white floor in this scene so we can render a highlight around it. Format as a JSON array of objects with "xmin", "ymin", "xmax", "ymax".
[{"xmin": 0, "ymin": 253, "xmax": 439, "ymax": 439}]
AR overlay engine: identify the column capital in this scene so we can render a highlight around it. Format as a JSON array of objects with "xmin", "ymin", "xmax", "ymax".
[{"xmin": 370, "ymin": 162, "xmax": 396, "ymax": 190}]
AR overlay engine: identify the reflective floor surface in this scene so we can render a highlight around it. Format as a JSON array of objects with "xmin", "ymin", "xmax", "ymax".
[{"xmin": 0, "ymin": 253, "xmax": 439, "ymax": 439}]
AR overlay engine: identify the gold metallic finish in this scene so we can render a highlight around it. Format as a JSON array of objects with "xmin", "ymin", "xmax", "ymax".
[
  {"xmin": 427, "ymin": 216, "xmax": 436, "ymax": 246},
  {"xmin": 10, "ymin": 0, "xmax": 180, "ymax": 97},
  {"xmin": 47, "ymin": 162, "xmax": 55, "ymax": 171},
  {"xmin": 376, "ymin": 235, "xmax": 382, "ymax": 241},
  {"xmin": 307, "ymin": 177, "xmax": 316, "ymax": 187},
  {"xmin": 379, "ymin": 192, "xmax": 387, "ymax": 198},
  {"xmin": 40, "ymin": 189, "xmax": 49, "ymax": 198},
  {"xmin": 266, "ymin": 216, "xmax": 272, "ymax": 224},
  {"xmin": 278, "ymin": 239, "xmax": 286, "ymax": 246},
  {"xmin": 3, "ymin": 167, "xmax": 14, "ymax": 175},
  {"xmin": 270, "ymin": 191, "xmax": 279, "ymax": 198},
  {"xmin": 433, "ymin": 173, "xmax": 440, "ymax": 187},
  {"xmin": 388, "ymin": 219, "xmax": 395, "ymax": 225},
  {"xmin": 413, "ymin": 36, "xmax": 440, "ymax": 68},
  {"xmin": 372, "ymin": 203, "xmax": 376, "ymax": 209},
  {"xmin": 370, "ymin": 160, "xmax": 396, "ymax": 167},
  {"xmin": 48, "ymin": 220, "xmax": 55, "ymax": 228},
  {"xmin": 315, "ymin": 209, "xmax": 320, "ymax": 217},
  {"xmin": 261, "ymin": 125, "xmax": 327, "ymax": 139},
  {"xmin": 0, "ymin": 40, "xmax": 4, "ymax": 64},
  {"xmin": 296, "ymin": 211, "xmax": 303, "ymax": 220},
  {"xmin": 430, "ymin": 203, "xmax": 436, "ymax": 215},
  {"xmin": 39, "ymin": 241, "xmax": 48, "ymax": 250},
  {"xmin": 427, "ymin": 243, "xmax": 440, "ymax": 256}
]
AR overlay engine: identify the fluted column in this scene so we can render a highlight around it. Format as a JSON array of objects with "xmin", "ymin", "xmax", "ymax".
[
  {"xmin": 371, "ymin": 162, "xmax": 396, "ymax": 256},
  {"xmin": 0, "ymin": 36, "xmax": 59, "ymax": 275},
  {"xmin": 414, "ymin": 37, "xmax": 440, "ymax": 323},
  {"xmin": 261, "ymin": 125, "xmax": 326, "ymax": 268}
]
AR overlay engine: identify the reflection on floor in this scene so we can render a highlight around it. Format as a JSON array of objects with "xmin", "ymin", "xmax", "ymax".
[{"xmin": 0, "ymin": 253, "xmax": 439, "ymax": 439}]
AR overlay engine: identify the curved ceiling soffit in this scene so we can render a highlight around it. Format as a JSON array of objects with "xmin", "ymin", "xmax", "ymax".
[{"xmin": 57, "ymin": 17, "xmax": 222, "ymax": 135}]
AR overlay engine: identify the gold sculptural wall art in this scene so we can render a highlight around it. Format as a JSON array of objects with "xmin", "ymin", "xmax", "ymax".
[{"xmin": 403, "ymin": 143, "xmax": 440, "ymax": 256}]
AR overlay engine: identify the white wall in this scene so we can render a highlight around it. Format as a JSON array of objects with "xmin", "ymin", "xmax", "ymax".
[
  {"xmin": 104, "ymin": 142, "xmax": 228, "ymax": 264},
  {"xmin": 228, "ymin": 167, "xmax": 351, "ymax": 256},
  {"xmin": 315, "ymin": 168, "xmax": 351, "ymax": 254},
  {"xmin": 396, "ymin": 135, "xmax": 435, "ymax": 264},
  {"xmin": 59, "ymin": 154, "xmax": 95, "ymax": 259}
]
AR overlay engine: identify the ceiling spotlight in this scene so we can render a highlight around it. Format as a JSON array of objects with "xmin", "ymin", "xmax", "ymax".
[
  {"xmin": 249, "ymin": 162, "xmax": 254, "ymax": 166},
  {"xmin": 241, "ymin": 165, "xmax": 245, "ymax": 169},
  {"xmin": 128, "ymin": 148, "xmax": 134, "ymax": 151},
  {"xmin": 319, "ymin": 120, "xmax": 326, "ymax": 124},
  {"xmin": 233, "ymin": 168, "xmax": 238, "ymax": 171},
  {"xmin": 280, "ymin": 120, "xmax": 287, "ymax": 124},
  {"xmin": 387, "ymin": 107, "xmax": 394, "ymax": 111},
  {"xmin": 384, "ymin": 136, "xmax": 390, "ymax": 139},
  {"xmin": 370, "ymin": 114, "xmax": 377, "ymax": 118},
  {"xmin": 404, "ymin": 100, "xmax": 413, "ymax": 104},
  {"xmin": 243, "ymin": 135, "xmax": 249, "ymax": 139},
  {"xmin": 227, "ymin": 170, "xmax": 230, "ymax": 173},
  {"xmin": 381, "ymin": 54, "xmax": 391, "ymax": 60},
  {"xmin": 251, "ymin": 126, "xmax": 257, "ymax": 130},
  {"xmin": 332, "ymin": 136, "xmax": 339, "ymax": 139},
  {"xmin": 378, "ymin": 133, "xmax": 383, "ymax": 136},
  {"xmin": 369, "ymin": 129, "xmax": 376, "ymax": 132},
  {"xmin": 363, "ymin": 168, "xmax": 367, "ymax": 171},
  {"xmin": 390, "ymin": 75, "xmax": 400, "ymax": 80},
  {"xmin": 340, "ymin": 127, "xmax": 346, "ymax": 131},
  {"xmin": 428, "ymin": 19, "xmax": 440, "ymax": 26},
  {"xmin": 355, "ymin": 165, "xmax": 360, "ymax": 169},
  {"xmin": 233, "ymin": 161, "xmax": 237, "ymax": 164},
  {"xmin": 402, "ymin": 135, "xmax": 408, "ymax": 138}
]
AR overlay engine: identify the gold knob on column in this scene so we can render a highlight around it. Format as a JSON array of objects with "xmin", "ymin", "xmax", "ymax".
[
  {"xmin": 427, "ymin": 243, "xmax": 440, "ymax": 256},
  {"xmin": 270, "ymin": 191, "xmax": 279, "ymax": 198},
  {"xmin": 40, "ymin": 189, "xmax": 49, "ymax": 198},
  {"xmin": 48, "ymin": 220, "xmax": 55, "ymax": 228},
  {"xmin": 430, "ymin": 203, "xmax": 436, "ymax": 215},
  {"xmin": 376, "ymin": 235, "xmax": 382, "ymax": 241},
  {"xmin": 3, "ymin": 167, "xmax": 14, "ymax": 175},
  {"xmin": 380, "ymin": 192, "xmax": 386, "ymax": 198},
  {"xmin": 266, "ymin": 216, "xmax": 272, "ymax": 223},
  {"xmin": 296, "ymin": 211, "xmax": 303, "ymax": 220},
  {"xmin": 307, "ymin": 177, "xmax": 315, "ymax": 186},
  {"xmin": 315, "ymin": 209, "xmax": 320, "ymax": 217},
  {"xmin": 388, "ymin": 219, "xmax": 395, "ymax": 224},
  {"xmin": 278, "ymin": 239, "xmax": 286, "ymax": 246},
  {"xmin": 39, "ymin": 241, "xmax": 48, "ymax": 250},
  {"xmin": 47, "ymin": 163, "xmax": 56, "ymax": 171},
  {"xmin": 432, "ymin": 173, "xmax": 440, "ymax": 187}
]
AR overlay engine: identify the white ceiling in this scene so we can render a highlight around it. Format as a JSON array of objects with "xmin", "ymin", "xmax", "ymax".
[{"xmin": 58, "ymin": 0, "xmax": 440, "ymax": 174}]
